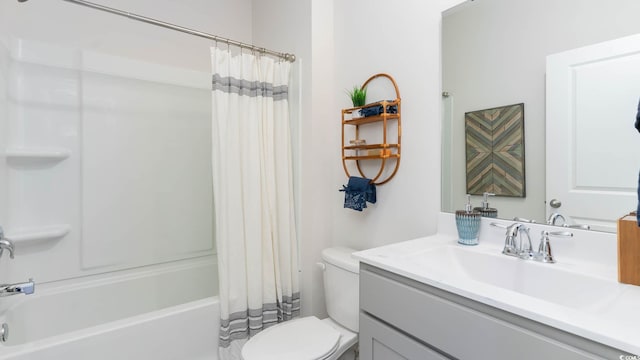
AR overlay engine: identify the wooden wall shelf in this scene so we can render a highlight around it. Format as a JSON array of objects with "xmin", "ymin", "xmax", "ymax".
[{"xmin": 341, "ymin": 73, "xmax": 401, "ymax": 185}]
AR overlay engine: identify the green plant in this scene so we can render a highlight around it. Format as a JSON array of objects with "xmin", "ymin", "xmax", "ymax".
[{"xmin": 347, "ymin": 86, "xmax": 367, "ymax": 107}]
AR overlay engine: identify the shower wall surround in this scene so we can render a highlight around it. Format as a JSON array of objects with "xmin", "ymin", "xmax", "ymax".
[
  {"xmin": 1, "ymin": 39, "xmax": 214, "ymax": 284},
  {"xmin": 0, "ymin": 0, "xmax": 255, "ymax": 287}
]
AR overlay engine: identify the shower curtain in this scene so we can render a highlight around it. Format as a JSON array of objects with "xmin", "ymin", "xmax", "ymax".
[{"xmin": 210, "ymin": 47, "xmax": 299, "ymax": 360}]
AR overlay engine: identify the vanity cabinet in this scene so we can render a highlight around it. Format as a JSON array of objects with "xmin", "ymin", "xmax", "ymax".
[
  {"xmin": 359, "ymin": 264, "xmax": 628, "ymax": 360},
  {"xmin": 360, "ymin": 312, "xmax": 449, "ymax": 360}
]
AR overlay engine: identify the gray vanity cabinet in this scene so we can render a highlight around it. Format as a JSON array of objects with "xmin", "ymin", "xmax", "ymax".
[
  {"xmin": 358, "ymin": 263, "xmax": 628, "ymax": 360},
  {"xmin": 360, "ymin": 312, "xmax": 448, "ymax": 360}
]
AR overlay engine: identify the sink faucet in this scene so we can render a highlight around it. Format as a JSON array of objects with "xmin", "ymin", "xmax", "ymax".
[
  {"xmin": 535, "ymin": 231, "xmax": 573, "ymax": 263},
  {"xmin": 0, "ymin": 227, "xmax": 15, "ymax": 259},
  {"xmin": 547, "ymin": 214, "xmax": 591, "ymax": 230},
  {"xmin": 547, "ymin": 213, "xmax": 566, "ymax": 226},
  {"xmin": 491, "ymin": 222, "xmax": 532, "ymax": 259},
  {"xmin": 0, "ymin": 278, "xmax": 35, "ymax": 297}
]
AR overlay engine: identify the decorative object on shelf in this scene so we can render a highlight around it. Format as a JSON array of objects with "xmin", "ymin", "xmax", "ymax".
[
  {"xmin": 465, "ymin": 103, "xmax": 525, "ymax": 197},
  {"xmin": 347, "ymin": 85, "xmax": 367, "ymax": 119},
  {"xmin": 455, "ymin": 195, "xmax": 481, "ymax": 246},
  {"xmin": 341, "ymin": 73, "xmax": 401, "ymax": 186},
  {"xmin": 347, "ymin": 85, "xmax": 367, "ymax": 107},
  {"xmin": 360, "ymin": 101, "xmax": 398, "ymax": 117},
  {"xmin": 349, "ymin": 139, "xmax": 366, "ymax": 146},
  {"xmin": 340, "ymin": 176, "xmax": 376, "ymax": 212}
]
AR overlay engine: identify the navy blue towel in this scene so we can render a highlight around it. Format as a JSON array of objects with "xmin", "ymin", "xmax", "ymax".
[
  {"xmin": 340, "ymin": 176, "xmax": 377, "ymax": 211},
  {"xmin": 360, "ymin": 101, "xmax": 398, "ymax": 117}
]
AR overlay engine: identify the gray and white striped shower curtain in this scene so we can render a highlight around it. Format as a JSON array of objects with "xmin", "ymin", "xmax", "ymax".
[{"xmin": 210, "ymin": 47, "xmax": 299, "ymax": 360}]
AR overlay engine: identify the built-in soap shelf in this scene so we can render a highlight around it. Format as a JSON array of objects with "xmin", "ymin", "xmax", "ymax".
[
  {"xmin": 6, "ymin": 224, "xmax": 71, "ymax": 243},
  {"xmin": 5, "ymin": 147, "xmax": 71, "ymax": 162}
]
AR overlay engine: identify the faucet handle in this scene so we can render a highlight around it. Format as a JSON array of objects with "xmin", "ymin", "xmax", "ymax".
[
  {"xmin": 513, "ymin": 217, "xmax": 537, "ymax": 223},
  {"xmin": 535, "ymin": 230, "xmax": 573, "ymax": 263},
  {"xmin": 548, "ymin": 230, "xmax": 573, "ymax": 238},
  {"xmin": 563, "ymin": 223, "xmax": 591, "ymax": 230},
  {"xmin": 490, "ymin": 222, "xmax": 508, "ymax": 229}
]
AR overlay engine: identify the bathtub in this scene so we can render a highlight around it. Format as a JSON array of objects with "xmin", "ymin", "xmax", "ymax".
[{"xmin": 0, "ymin": 257, "xmax": 219, "ymax": 360}]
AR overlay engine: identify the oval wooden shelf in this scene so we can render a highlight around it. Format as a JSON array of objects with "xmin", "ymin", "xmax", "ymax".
[{"xmin": 341, "ymin": 73, "xmax": 401, "ymax": 185}]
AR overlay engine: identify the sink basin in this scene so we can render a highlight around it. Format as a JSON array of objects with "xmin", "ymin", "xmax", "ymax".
[{"xmin": 407, "ymin": 245, "xmax": 622, "ymax": 311}]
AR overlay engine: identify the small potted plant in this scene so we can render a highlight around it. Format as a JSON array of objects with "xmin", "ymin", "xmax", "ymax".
[{"xmin": 347, "ymin": 85, "xmax": 367, "ymax": 118}]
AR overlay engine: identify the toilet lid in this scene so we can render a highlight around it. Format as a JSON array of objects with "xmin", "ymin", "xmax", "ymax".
[{"xmin": 242, "ymin": 316, "xmax": 341, "ymax": 360}]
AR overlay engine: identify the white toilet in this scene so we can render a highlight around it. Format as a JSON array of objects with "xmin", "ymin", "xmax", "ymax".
[{"xmin": 241, "ymin": 247, "xmax": 360, "ymax": 360}]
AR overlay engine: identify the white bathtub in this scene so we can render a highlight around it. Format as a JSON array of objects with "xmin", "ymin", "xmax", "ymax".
[{"xmin": 0, "ymin": 258, "xmax": 219, "ymax": 360}]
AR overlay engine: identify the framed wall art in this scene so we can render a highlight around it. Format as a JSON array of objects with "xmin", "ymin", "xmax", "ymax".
[{"xmin": 465, "ymin": 103, "xmax": 525, "ymax": 197}]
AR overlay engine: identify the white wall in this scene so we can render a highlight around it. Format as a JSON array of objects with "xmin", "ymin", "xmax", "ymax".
[
  {"xmin": 443, "ymin": 0, "xmax": 640, "ymax": 223},
  {"xmin": 2, "ymin": 0, "xmax": 252, "ymax": 73},
  {"xmin": 331, "ymin": 0, "xmax": 461, "ymax": 251},
  {"xmin": 253, "ymin": 0, "xmax": 462, "ymax": 317}
]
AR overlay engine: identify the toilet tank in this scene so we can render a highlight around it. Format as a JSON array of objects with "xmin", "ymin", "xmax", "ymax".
[{"xmin": 321, "ymin": 247, "xmax": 360, "ymax": 332}]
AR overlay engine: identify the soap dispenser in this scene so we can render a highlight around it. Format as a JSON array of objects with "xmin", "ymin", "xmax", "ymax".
[
  {"xmin": 474, "ymin": 192, "xmax": 498, "ymax": 218},
  {"xmin": 455, "ymin": 195, "xmax": 481, "ymax": 246}
]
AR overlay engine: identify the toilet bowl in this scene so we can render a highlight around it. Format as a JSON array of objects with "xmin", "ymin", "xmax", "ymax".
[{"xmin": 241, "ymin": 247, "xmax": 360, "ymax": 360}]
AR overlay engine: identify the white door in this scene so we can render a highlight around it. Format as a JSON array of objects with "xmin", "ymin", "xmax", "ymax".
[{"xmin": 546, "ymin": 33, "xmax": 640, "ymax": 232}]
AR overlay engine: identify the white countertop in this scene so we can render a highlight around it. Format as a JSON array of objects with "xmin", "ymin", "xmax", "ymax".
[{"xmin": 353, "ymin": 213, "xmax": 640, "ymax": 355}]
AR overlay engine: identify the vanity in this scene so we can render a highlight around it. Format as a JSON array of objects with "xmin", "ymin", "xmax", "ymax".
[{"xmin": 354, "ymin": 213, "xmax": 640, "ymax": 359}]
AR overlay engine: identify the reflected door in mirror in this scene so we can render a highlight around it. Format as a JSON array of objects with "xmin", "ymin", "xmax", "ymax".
[{"xmin": 546, "ymin": 34, "xmax": 640, "ymax": 232}]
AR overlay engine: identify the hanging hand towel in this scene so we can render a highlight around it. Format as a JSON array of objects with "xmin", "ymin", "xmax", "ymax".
[{"xmin": 340, "ymin": 176, "xmax": 376, "ymax": 211}]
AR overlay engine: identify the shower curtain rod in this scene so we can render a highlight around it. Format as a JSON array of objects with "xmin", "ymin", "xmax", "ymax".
[{"xmin": 19, "ymin": 0, "xmax": 296, "ymax": 62}]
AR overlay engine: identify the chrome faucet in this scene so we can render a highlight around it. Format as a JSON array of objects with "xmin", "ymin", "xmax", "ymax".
[
  {"xmin": 0, "ymin": 227, "xmax": 15, "ymax": 259},
  {"xmin": 0, "ymin": 278, "xmax": 35, "ymax": 297},
  {"xmin": 547, "ymin": 213, "xmax": 566, "ymax": 226},
  {"xmin": 512, "ymin": 217, "xmax": 537, "ymax": 223},
  {"xmin": 562, "ymin": 223, "xmax": 591, "ymax": 230},
  {"xmin": 547, "ymin": 214, "xmax": 591, "ymax": 230},
  {"xmin": 535, "ymin": 231, "xmax": 573, "ymax": 263},
  {"xmin": 491, "ymin": 222, "xmax": 532, "ymax": 259}
]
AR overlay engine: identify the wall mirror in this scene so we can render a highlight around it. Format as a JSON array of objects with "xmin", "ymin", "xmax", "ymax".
[{"xmin": 441, "ymin": 0, "xmax": 640, "ymax": 232}]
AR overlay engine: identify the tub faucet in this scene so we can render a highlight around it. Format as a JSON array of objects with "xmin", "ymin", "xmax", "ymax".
[
  {"xmin": 0, "ymin": 278, "xmax": 35, "ymax": 297},
  {"xmin": 0, "ymin": 227, "xmax": 15, "ymax": 259}
]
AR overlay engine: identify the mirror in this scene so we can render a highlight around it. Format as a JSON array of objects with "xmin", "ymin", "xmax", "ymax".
[{"xmin": 441, "ymin": 0, "xmax": 640, "ymax": 232}]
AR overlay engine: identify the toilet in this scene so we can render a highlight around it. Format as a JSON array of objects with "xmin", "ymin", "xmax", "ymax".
[{"xmin": 241, "ymin": 247, "xmax": 360, "ymax": 360}]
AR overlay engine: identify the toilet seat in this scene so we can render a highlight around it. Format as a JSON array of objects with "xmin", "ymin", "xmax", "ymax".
[{"xmin": 241, "ymin": 316, "xmax": 342, "ymax": 360}]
